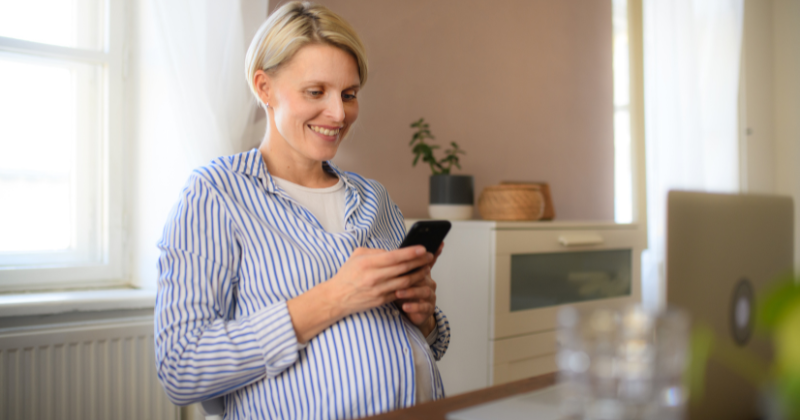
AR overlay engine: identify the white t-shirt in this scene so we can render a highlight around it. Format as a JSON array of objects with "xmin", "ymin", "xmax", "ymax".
[
  {"xmin": 273, "ymin": 175, "xmax": 438, "ymax": 403},
  {"xmin": 272, "ymin": 175, "xmax": 347, "ymax": 233}
]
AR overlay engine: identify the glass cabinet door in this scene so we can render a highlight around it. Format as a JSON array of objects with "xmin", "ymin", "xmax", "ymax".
[{"xmin": 510, "ymin": 249, "xmax": 632, "ymax": 311}]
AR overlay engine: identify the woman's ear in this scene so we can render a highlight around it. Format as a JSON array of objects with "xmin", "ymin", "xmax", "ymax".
[{"xmin": 253, "ymin": 69, "xmax": 272, "ymax": 108}]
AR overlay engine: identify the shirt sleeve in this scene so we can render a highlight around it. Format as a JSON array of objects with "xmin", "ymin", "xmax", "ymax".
[
  {"xmin": 429, "ymin": 306, "xmax": 451, "ymax": 361},
  {"xmin": 380, "ymin": 189, "xmax": 451, "ymax": 360},
  {"xmin": 154, "ymin": 173, "xmax": 301, "ymax": 406}
]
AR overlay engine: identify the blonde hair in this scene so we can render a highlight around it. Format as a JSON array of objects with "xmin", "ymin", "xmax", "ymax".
[{"xmin": 244, "ymin": 2, "xmax": 368, "ymax": 106}]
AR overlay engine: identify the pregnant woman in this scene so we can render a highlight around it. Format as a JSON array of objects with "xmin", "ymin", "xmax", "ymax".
[{"xmin": 154, "ymin": 2, "xmax": 451, "ymax": 419}]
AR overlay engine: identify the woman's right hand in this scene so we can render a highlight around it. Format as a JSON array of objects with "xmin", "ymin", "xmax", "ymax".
[
  {"xmin": 327, "ymin": 246, "xmax": 433, "ymax": 316},
  {"xmin": 287, "ymin": 246, "xmax": 432, "ymax": 343}
]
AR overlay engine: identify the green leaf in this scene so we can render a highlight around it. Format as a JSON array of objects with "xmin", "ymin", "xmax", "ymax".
[
  {"xmin": 409, "ymin": 117, "xmax": 464, "ymax": 176},
  {"xmin": 757, "ymin": 274, "xmax": 800, "ymax": 331},
  {"xmin": 777, "ymin": 372, "xmax": 800, "ymax": 420},
  {"xmin": 686, "ymin": 324, "xmax": 715, "ymax": 404}
]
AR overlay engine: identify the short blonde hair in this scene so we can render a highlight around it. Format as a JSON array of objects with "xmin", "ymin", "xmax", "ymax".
[{"xmin": 244, "ymin": 2, "xmax": 368, "ymax": 105}]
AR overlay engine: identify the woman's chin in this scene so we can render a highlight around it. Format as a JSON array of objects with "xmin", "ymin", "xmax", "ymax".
[{"xmin": 308, "ymin": 147, "xmax": 339, "ymax": 163}]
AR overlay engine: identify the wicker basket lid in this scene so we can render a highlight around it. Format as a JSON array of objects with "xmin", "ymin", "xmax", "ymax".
[{"xmin": 478, "ymin": 184, "xmax": 545, "ymax": 221}]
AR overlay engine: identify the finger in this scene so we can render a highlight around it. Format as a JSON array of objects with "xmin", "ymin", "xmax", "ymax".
[
  {"xmin": 380, "ymin": 290, "xmax": 398, "ymax": 305},
  {"xmin": 375, "ymin": 267, "xmax": 429, "ymax": 295},
  {"xmin": 401, "ymin": 301, "xmax": 435, "ymax": 314},
  {"xmin": 395, "ymin": 284, "xmax": 433, "ymax": 300},
  {"xmin": 362, "ymin": 246, "xmax": 427, "ymax": 269},
  {"xmin": 372, "ymin": 254, "xmax": 432, "ymax": 281}
]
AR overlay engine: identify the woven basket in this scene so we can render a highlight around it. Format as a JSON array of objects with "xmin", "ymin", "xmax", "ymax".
[
  {"xmin": 478, "ymin": 184, "xmax": 545, "ymax": 221},
  {"xmin": 500, "ymin": 181, "xmax": 555, "ymax": 220}
]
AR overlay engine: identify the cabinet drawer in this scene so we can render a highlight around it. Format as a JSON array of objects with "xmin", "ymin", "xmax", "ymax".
[
  {"xmin": 492, "ymin": 354, "xmax": 557, "ymax": 385},
  {"xmin": 492, "ymin": 330, "xmax": 557, "ymax": 364},
  {"xmin": 491, "ymin": 331, "xmax": 558, "ymax": 385},
  {"xmin": 492, "ymin": 227, "xmax": 642, "ymax": 339},
  {"xmin": 495, "ymin": 228, "xmax": 640, "ymax": 255}
]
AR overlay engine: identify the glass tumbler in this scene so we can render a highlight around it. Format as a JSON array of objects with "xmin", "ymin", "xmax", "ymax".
[{"xmin": 557, "ymin": 305, "xmax": 689, "ymax": 420}]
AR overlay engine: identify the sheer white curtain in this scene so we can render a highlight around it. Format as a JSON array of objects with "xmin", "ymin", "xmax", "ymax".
[
  {"xmin": 150, "ymin": 0, "xmax": 267, "ymax": 164},
  {"xmin": 130, "ymin": 0, "xmax": 267, "ymax": 289},
  {"xmin": 641, "ymin": 0, "xmax": 744, "ymax": 308}
]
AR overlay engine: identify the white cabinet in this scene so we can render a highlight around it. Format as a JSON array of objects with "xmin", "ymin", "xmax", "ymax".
[{"xmin": 406, "ymin": 220, "xmax": 644, "ymax": 396}]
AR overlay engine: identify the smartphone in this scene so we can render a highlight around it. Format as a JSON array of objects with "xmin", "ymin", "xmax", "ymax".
[{"xmin": 399, "ymin": 220, "xmax": 451, "ymax": 254}]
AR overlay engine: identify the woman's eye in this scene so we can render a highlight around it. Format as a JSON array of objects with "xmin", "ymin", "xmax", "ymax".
[
  {"xmin": 342, "ymin": 92, "xmax": 357, "ymax": 101},
  {"xmin": 308, "ymin": 90, "xmax": 323, "ymax": 97}
]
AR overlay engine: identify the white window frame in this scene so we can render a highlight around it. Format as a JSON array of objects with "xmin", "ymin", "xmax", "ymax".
[
  {"xmin": 612, "ymin": 0, "xmax": 647, "ymax": 230},
  {"xmin": 0, "ymin": 0, "xmax": 124, "ymax": 292}
]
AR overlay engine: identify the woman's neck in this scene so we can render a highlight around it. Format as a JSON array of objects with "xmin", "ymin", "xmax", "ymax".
[{"xmin": 258, "ymin": 134, "xmax": 338, "ymax": 189}]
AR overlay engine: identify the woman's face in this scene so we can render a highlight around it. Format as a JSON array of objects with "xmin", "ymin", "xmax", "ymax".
[{"xmin": 262, "ymin": 43, "xmax": 361, "ymax": 163}]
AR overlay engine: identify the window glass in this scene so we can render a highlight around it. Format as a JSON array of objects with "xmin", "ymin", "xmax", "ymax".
[
  {"xmin": 0, "ymin": 54, "xmax": 103, "ymax": 265},
  {"xmin": 613, "ymin": 0, "xmax": 633, "ymax": 224},
  {"xmin": 0, "ymin": 0, "xmax": 105, "ymax": 50},
  {"xmin": 510, "ymin": 250, "xmax": 632, "ymax": 311}
]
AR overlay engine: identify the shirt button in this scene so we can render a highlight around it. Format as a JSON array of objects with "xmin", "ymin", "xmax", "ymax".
[{"xmin": 403, "ymin": 348, "xmax": 408, "ymax": 354}]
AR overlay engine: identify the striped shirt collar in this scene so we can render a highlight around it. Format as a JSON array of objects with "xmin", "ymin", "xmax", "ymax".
[{"xmin": 228, "ymin": 148, "xmax": 357, "ymax": 194}]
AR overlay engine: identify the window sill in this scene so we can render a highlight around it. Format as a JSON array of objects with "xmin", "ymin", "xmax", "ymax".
[{"xmin": 0, "ymin": 288, "xmax": 156, "ymax": 318}]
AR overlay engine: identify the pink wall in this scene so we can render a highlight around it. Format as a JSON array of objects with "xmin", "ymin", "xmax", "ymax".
[{"xmin": 271, "ymin": 0, "xmax": 614, "ymax": 220}]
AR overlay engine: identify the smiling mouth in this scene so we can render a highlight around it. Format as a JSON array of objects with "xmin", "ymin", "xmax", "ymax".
[{"xmin": 309, "ymin": 125, "xmax": 342, "ymax": 137}]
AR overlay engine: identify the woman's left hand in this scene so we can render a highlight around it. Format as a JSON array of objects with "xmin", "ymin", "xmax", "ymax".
[{"xmin": 396, "ymin": 242, "xmax": 444, "ymax": 336}]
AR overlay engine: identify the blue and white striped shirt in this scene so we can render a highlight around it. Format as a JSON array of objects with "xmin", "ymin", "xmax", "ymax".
[{"xmin": 155, "ymin": 149, "xmax": 451, "ymax": 419}]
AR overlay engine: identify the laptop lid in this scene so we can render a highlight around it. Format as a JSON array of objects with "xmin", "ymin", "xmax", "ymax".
[{"xmin": 666, "ymin": 191, "xmax": 794, "ymax": 420}]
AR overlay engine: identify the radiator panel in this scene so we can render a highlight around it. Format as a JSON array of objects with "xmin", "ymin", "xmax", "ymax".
[{"xmin": 0, "ymin": 317, "xmax": 179, "ymax": 420}]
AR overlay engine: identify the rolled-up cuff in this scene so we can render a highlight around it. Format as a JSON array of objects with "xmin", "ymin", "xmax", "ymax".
[
  {"xmin": 246, "ymin": 301, "xmax": 300, "ymax": 378},
  {"xmin": 429, "ymin": 306, "xmax": 451, "ymax": 361}
]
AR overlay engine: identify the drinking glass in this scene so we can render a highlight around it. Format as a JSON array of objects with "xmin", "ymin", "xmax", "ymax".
[{"xmin": 557, "ymin": 305, "xmax": 689, "ymax": 420}]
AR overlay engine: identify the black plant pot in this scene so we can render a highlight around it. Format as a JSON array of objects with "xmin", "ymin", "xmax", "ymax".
[{"xmin": 429, "ymin": 174, "xmax": 474, "ymax": 220}]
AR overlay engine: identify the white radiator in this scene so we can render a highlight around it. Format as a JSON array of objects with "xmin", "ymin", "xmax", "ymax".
[{"xmin": 0, "ymin": 316, "xmax": 179, "ymax": 420}]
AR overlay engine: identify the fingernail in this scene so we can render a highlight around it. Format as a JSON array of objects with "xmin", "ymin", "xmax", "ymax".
[{"xmin": 416, "ymin": 246, "xmax": 426, "ymax": 255}]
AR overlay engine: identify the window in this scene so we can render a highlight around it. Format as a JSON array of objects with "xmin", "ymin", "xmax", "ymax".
[
  {"xmin": 0, "ymin": 0, "xmax": 123, "ymax": 291},
  {"xmin": 613, "ymin": 0, "xmax": 634, "ymax": 224}
]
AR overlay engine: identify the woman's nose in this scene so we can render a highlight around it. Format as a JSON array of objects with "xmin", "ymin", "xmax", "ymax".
[{"xmin": 325, "ymin": 95, "xmax": 346, "ymax": 122}]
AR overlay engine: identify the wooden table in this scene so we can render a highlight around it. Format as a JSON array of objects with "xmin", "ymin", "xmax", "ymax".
[{"xmin": 365, "ymin": 373, "xmax": 558, "ymax": 420}]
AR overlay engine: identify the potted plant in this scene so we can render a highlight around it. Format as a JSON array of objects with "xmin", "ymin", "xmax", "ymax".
[{"xmin": 409, "ymin": 118, "xmax": 473, "ymax": 220}]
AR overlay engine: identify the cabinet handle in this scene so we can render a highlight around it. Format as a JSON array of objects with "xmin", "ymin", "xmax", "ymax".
[{"xmin": 558, "ymin": 233, "xmax": 604, "ymax": 247}]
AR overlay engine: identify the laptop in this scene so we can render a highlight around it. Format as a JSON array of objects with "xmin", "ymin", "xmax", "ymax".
[
  {"xmin": 666, "ymin": 191, "xmax": 794, "ymax": 419},
  {"xmin": 448, "ymin": 191, "xmax": 794, "ymax": 420}
]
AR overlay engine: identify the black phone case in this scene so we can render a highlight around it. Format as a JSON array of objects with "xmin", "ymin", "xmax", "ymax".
[{"xmin": 399, "ymin": 221, "xmax": 451, "ymax": 254}]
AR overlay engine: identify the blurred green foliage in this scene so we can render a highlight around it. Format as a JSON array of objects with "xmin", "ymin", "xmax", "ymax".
[{"xmin": 687, "ymin": 273, "xmax": 800, "ymax": 419}]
